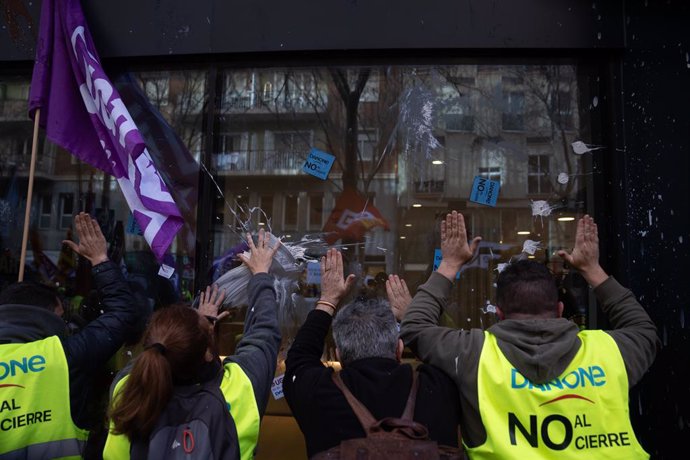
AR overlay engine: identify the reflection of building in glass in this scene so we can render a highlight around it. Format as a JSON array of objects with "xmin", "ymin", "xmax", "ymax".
[
  {"xmin": 163, "ymin": 64, "xmax": 591, "ymax": 329},
  {"xmin": 0, "ymin": 64, "xmax": 589, "ymax": 326}
]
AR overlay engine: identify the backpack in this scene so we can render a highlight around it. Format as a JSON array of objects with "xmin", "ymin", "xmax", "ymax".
[
  {"xmin": 130, "ymin": 370, "xmax": 240, "ymax": 460},
  {"xmin": 312, "ymin": 370, "xmax": 464, "ymax": 460}
]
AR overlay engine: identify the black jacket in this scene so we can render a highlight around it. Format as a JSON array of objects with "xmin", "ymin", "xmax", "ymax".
[
  {"xmin": 0, "ymin": 260, "xmax": 144, "ymax": 429},
  {"xmin": 284, "ymin": 309, "xmax": 461, "ymax": 458}
]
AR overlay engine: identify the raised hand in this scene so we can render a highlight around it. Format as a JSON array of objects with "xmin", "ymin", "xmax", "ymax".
[
  {"xmin": 386, "ymin": 274, "xmax": 412, "ymax": 322},
  {"xmin": 198, "ymin": 283, "xmax": 229, "ymax": 322},
  {"xmin": 557, "ymin": 215, "xmax": 608, "ymax": 287},
  {"xmin": 62, "ymin": 212, "xmax": 108, "ymax": 266},
  {"xmin": 239, "ymin": 228, "xmax": 280, "ymax": 274},
  {"xmin": 438, "ymin": 211, "xmax": 482, "ymax": 281},
  {"xmin": 318, "ymin": 248, "xmax": 356, "ymax": 311}
]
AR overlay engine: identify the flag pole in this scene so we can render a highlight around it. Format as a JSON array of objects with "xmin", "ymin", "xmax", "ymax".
[{"xmin": 18, "ymin": 108, "xmax": 41, "ymax": 282}]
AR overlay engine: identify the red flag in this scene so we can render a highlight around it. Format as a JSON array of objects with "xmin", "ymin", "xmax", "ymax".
[{"xmin": 323, "ymin": 187, "xmax": 389, "ymax": 245}]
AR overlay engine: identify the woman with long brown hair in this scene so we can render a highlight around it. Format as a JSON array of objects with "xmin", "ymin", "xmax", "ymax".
[{"xmin": 103, "ymin": 229, "xmax": 281, "ymax": 460}]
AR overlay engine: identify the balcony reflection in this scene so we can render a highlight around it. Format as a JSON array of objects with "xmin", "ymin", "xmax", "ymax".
[{"xmin": 212, "ymin": 150, "xmax": 304, "ymax": 174}]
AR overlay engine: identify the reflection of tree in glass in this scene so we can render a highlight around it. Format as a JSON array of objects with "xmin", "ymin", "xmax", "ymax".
[{"xmin": 437, "ymin": 65, "xmax": 584, "ymax": 201}]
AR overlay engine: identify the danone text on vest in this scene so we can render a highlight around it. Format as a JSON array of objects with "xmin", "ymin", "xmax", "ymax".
[
  {"xmin": 0, "ymin": 354, "xmax": 47, "ymax": 380},
  {"xmin": 467, "ymin": 330, "xmax": 650, "ymax": 459},
  {"xmin": 0, "ymin": 337, "xmax": 88, "ymax": 459},
  {"xmin": 0, "ymin": 354, "xmax": 51, "ymax": 432}
]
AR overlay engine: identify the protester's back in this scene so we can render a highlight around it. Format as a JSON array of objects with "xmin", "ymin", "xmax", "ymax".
[
  {"xmin": 284, "ymin": 248, "xmax": 463, "ymax": 458},
  {"xmin": 312, "ymin": 371, "xmax": 462, "ymax": 460},
  {"xmin": 0, "ymin": 212, "xmax": 142, "ymax": 459},
  {"xmin": 129, "ymin": 369, "xmax": 239, "ymax": 460},
  {"xmin": 400, "ymin": 212, "xmax": 658, "ymax": 459},
  {"xmin": 105, "ymin": 228, "xmax": 282, "ymax": 460}
]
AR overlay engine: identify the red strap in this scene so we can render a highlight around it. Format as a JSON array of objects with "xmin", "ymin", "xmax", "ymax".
[{"xmin": 183, "ymin": 428, "xmax": 195, "ymax": 453}]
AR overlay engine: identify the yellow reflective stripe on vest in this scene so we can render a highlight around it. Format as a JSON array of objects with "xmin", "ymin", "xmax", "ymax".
[
  {"xmin": 0, "ymin": 336, "xmax": 88, "ymax": 460},
  {"xmin": 468, "ymin": 330, "xmax": 649, "ymax": 460},
  {"xmin": 219, "ymin": 362, "xmax": 261, "ymax": 460},
  {"xmin": 102, "ymin": 374, "xmax": 130, "ymax": 460},
  {"xmin": 0, "ymin": 438, "xmax": 85, "ymax": 460},
  {"xmin": 104, "ymin": 362, "xmax": 261, "ymax": 460}
]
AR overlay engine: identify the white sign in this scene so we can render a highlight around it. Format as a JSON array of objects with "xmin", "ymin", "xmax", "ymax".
[
  {"xmin": 158, "ymin": 264, "xmax": 175, "ymax": 279},
  {"xmin": 271, "ymin": 374, "xmax": 285, "ymax": 400}
]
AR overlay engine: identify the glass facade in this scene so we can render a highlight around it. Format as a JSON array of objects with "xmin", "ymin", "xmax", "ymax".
[
  {"xmin": 0, "ymin": 63, "xmax": 599, "ymax": 445},
  {"xmin": 0, "ymin": 61, "xmax": 599, "ymax": 342}
]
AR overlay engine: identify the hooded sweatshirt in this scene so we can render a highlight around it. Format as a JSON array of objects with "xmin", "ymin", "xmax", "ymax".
[
  {"xmin": 0, "ymin": 260, "xmax": 143, "ymax": 429},
  {"xmin": 400, "ymin": 272, "xmax": 659, "ymax": 448}
]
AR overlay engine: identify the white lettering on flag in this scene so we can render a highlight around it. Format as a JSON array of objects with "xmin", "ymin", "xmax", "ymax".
[{"xmin": 67, "ymin": 23, "xmax": 182, "ymax": 261}]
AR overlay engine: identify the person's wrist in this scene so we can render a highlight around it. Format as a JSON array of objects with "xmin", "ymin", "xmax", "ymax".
[
  {"xmin": 89, "ymin": 255, "xmax": 109, "ymax": 266},
  {"xmin": 437, "ymin": 260, "xmax": 460, "ymax": 281},
  {"xmin": 316, "ymin": 299, "xmax": 337, "ymax": 315},
  {"xmin": 252, "ymin": 262, "xmax": 271, "ymax": 274},
  {"xmin": 318, "ymin": 294, "xmax": 340, "ymax": 305},
  {"xmin": 579, "ymin": 265, "xmax": 608, "ymax": 288}
]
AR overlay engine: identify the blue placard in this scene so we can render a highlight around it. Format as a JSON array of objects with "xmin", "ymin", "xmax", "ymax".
[
  {"xmin": 469, "ymin": 176, "xmax": 500, "ymax": 207},
  {"xmin": 302, "ymin": 148, "xmax": 335, "ymax": 180},
  {"xmin": 306, "ymin": 260, "xmax": 321, "ymax": 284},
  {"xmin": 432, "ymin": 249, "xmax": 460, "ymax": 279},
  {"xmin": 126, "ymin": 213, "xmax": 143, "ymax": 236}
]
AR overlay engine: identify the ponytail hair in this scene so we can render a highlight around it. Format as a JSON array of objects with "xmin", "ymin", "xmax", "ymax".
[{"xmin": 109, "ymin": 304, "xmax": 213, "ymax": 440}]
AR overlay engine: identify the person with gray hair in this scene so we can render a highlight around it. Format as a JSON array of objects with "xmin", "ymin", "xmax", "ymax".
[
  {"xmin": 331, "ymin": 299, "xmax": 400, "ymax": 365},
  {"xmin": 283, "ymin": 248, "xmax": 462, "ymax": 458}
]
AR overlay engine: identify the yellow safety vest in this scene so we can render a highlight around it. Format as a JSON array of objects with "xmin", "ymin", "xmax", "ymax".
[
  {"xmin": 0, "ymin": 336, "xmax": 89, "ymax": 459},
  {"xmin": 467, "ymin": 330, "xmax": 649, "ymax": 460},
  {"xmin": 103, "ymin": 361, "xmax": 261, "ymax": 460}
]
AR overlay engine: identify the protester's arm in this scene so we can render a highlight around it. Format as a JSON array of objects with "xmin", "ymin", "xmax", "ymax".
[
  {"xmin": 594, "ymin": 278, "xmax": 658, "ymax": 386},
  {"xmin": 62, "ymin": 213, "xmax": 143, "ymax": 368},
  {"xmin": 224, "ymin": 229, "xmax": 281, "ymax": 415},
  {"xmin": 401, "ymin": 211, "xmax": 482, "ymax": 369},
  {"xmin": 558, "ymin": 215, "xmax": 659, "ymax": 386},
  {"xmin": 284, "ymin": 248, "xmax": 355, "ymax": 399},
  {"xmin": 283, "ymin": 309, "xmax": 333, "ymax": 404}
]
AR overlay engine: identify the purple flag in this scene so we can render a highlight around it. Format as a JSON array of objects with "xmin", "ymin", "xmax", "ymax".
[{"xmin": 28, "ymin": 0, "xmax": 183, "ymax": 262}]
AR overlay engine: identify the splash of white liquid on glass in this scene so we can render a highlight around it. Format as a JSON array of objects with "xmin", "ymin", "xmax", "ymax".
[
  {"xmin": 522, "ymin": 239, "xmax": 541, "ymax": 255},
  {"xmin": 531, "ymin": 200, "xmax": 555, "ymax": 217},
  {"xmin": 571, "ymin": 141, "xmax": 605, "ymax": 155}
]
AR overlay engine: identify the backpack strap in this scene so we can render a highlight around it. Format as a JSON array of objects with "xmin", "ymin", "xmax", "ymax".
[
  {"xmin": 331, "ymin": 371, "xmax": 378, "ymax": 432},
  {"xmin": 330, "ymin": 367, "xmax": 420, "ymax": 435},
  {"xmin": 400, "ymin": 369, "xmax": 420, "ymax": 421}
]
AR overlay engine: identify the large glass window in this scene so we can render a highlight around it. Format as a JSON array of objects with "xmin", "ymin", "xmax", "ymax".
[
  {"xmin": 0, "ymin": 61, "xmax": 598, "ymax": 409},
  {"xmin": 208, "ymin": 63, "xmax": 597, "ymax": 349},
  {"xmin": 0, "ymin": 63, "xmax": 597, "ymax": 324},
  {"xmin": 0, "ymin": 62, "xmax": 599, "ymax": 453}
]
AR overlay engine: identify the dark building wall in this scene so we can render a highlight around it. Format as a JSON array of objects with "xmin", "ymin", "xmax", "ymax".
[
  {"xmin": 1, "ymin": 1, "xmax": 688, "ymax": 458},
  {"xmin": 2, "ymin": 0, "xmax": 624, "ymax": 61},
  {"xmin": 614, "ymin": 2, "xmax": 690, "ymax": 458}
]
